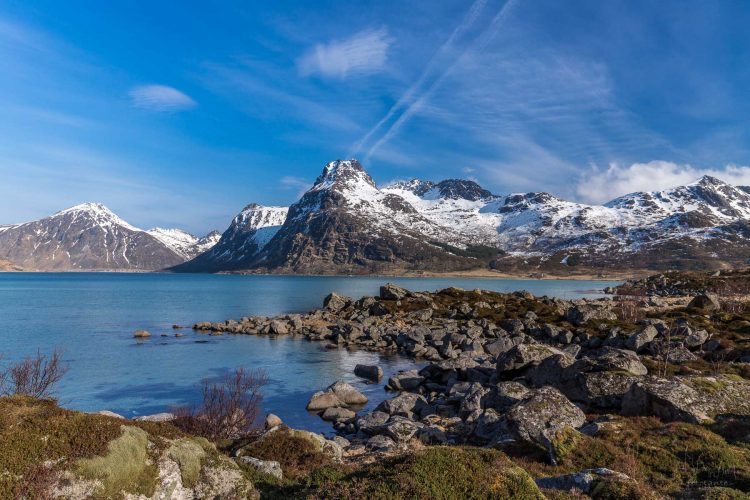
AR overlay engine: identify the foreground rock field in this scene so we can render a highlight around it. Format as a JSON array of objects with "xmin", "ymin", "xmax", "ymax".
[
  {"xmin": 2, "ymin": 277, "xmax": 749, "ymax": 498},
  {"xmin": 190, "ymin": 280, "xmax": 750, "ymax": 498}
]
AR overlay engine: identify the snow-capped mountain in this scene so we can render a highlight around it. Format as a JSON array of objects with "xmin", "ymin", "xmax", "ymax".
[
  {"xmin": 147, "ymin": 228, "xmax": 221, "ymax": 260},
  {"xmin": 0, "ymin": 203, "xmax": 218, "ymax": 271},
  {"xmin": 173, "ymin": 204, "xmax": 288, "ymax": 272},
  {"xmin": 245, "ymin": 160, "xmax": 477, "ymax": 273}
]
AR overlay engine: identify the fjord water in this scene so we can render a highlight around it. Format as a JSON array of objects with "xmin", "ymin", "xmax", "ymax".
[{"xmin": 0, "ymin": 273, "xmax": 617, "ymax": 433}]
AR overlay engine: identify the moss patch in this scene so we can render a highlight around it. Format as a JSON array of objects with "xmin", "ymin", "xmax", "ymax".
[
  {"xmin": 167, "ymin": 437, "xmax": 209, "ymax": 488},
  {"xmin": 76, "ymin": 425, "xmax": 158, "ymax": 498}
]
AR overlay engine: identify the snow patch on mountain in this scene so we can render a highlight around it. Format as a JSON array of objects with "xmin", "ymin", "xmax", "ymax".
[{"xmin": 147, "ymin": 228, "xmax": 221, "ymax": 259}]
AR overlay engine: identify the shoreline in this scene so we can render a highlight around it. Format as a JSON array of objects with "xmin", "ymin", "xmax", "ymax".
[{"xmin": 1, "ymin": 267, "xmax": 634, "ymax": 281}]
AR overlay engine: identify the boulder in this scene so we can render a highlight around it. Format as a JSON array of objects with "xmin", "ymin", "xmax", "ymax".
[
  {"xmin": 95, "ymin": 410, "xmax": 124, "ymax": 419},
  {"xmin": 536, "ymin": 468, "xmax": 632, "ymax": 494},
  {"xmin": 566, "ymin": 305, "xmax": 617, "ymax": 326},
  {"xmin": 497, "ymin": 343, "xmax": 564, "ymax": 373},
  {"xmin": 376, "ymin": 393, "xmax": 428, "ymax": 417},
  {"xmin": 133, "ymin": 330, "xmax": 151, "ymax": 338},
  {"xmin": 386, "ymin": 370, "xmax": 424, "ymax": 391},
  {"xmin": 306, "ymin": 391, "xmax": 343, "ymax": 411},
  {"xmin": 492, "ymin": 381, "xmax": 531, "ymax": 411},
  {"xmin": 685, "ymin": 329, "xmax": 710, "ymax": 348},
  {"xmin": 687, "ymin": 293, "xmax": 721, "ymax": 312},
  {"xmin": 625, "ymin": 325, "xmax": 658, "ymax": 352},
  {"xmin": 240, "ymin": 456, "xmax": 283, "ymax": 480},
  {"xmin": 381, "ymin": 417, "xmax": 422, "ymax": 443},
  {"xmin": 264, "ymin": 413, "xmax": 283, "ymax": 429},
  {"xmin": 356, "ymin": 411, "xmax": 390, "ymax": 434},
  {"xmin": 587, "ymin": 347, "xmax": 648, "ymax": 376},
  {"xmin": 621, "ymin": 378, "xmax": 706, "ymax": 423},
  {"xmin": 134, "ymin": 412, "xmax": 175, "ymax": 422},
  {"xmin": 354, "ymin": 364, "xmax": 383, "ymax": 382},
  {"xmin": 320, "ymin": 407, "xmax": 356, "ymax": 422},
  {"xmin": 269, "ymin": 320, "xmax": 288, "ymax": 335},
  {"xmin": 366, "ymin": 435, "xmax": 397, "ymax": 452},
  {"xmin": 327, "ymin": 381, "xmax": 368, "ymax": 406},
  {"xmin": 323, "ymin": 292, "xmax": 351, "ymax": 312},
  {"xmin": 380, "ymin": 283, "xmax": 410, "ymax": 300},
  {"xmin": 506, "ymin": 387, "xmax": 586, "ymax": 460}
]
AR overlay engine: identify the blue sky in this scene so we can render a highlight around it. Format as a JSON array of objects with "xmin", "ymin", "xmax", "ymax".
[{"xmin": 2, "ymin": 0, "xmax": 750, "ymax": 234}]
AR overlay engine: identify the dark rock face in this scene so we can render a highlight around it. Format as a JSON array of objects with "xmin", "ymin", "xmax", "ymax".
[{"xmin": 0, "ymin": 203, "xmax": 184, "ymax": 270}]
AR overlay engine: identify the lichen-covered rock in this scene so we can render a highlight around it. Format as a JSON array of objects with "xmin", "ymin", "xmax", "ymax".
[
  {"xmin": 376, "ymin": 392, "xmax": 428, "ymax": 417},
  {"xmin": 497, "ymin": 343, "xmax": 564, "ymax": 373},
  {"xmin": 505, "ymin": 386, "xmax": 586, "ymax": 460},
  {"xmin": 240, "ymin": 456, "xmax": 283, "ymax": 480},
  {"xmin": 625, "ymin": 325, "xmax": 658, "ymax": 352},
  {"xmin": 687, "ymin": 293, "xmax": 721, "ymax": 312},
  {"xmin": 306, "ymin": 391, "xmax": 343, "ymax": 411},
  {"xmin": 622, "ymin": 377, "xmax": 707, "ymax": 423},
  {"xmin": 566, "ymin": 304, "xmax": 617, "ymax": 325}
]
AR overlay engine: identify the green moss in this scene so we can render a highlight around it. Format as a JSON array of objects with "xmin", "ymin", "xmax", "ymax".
[
  {"xmin": 167, "ymin": 437, "xmax": 209, "ymax": 488},
  {"xmin": 550, "ymin": 427, "xmax": 582, "ymax": 465},
  {"xmin": 76, "ymin": 425, "xmax": 158, "ymax": 498},
  {"xmin": 317, "ymin": 447, "xmax": 544, "ymax": 500}
]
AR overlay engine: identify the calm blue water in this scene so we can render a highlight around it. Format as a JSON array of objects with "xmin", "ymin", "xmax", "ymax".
[{"xmin": 0, "ymin": 273, "xmax": 618, "ymax": 433}]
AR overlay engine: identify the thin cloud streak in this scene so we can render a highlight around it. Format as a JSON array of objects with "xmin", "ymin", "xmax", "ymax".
[
  {"xmin": 129, "ymin": 84, "xmax": 196, "ymax": 112},
  {"xmin": 297, "ymin": 28, "xmax": 391, "ymax": 79},
  {"xmin": 365, "ymin": 0, "xmax": 517, "ymax": 162}
]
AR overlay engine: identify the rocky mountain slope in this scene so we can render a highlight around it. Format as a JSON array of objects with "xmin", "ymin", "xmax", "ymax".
[
  {"xmin": 0, "ymin": 203, "xmax": 218, "ymax": 271},
  {"xmin": 172, "ymin": 204, "xmax": 288, "ymax": 272}
]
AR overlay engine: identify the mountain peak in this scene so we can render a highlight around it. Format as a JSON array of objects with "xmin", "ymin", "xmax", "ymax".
[
  {"xmin": 54, "ymin": 202, "xmax": 140, "ymax": 231},
  {"xmin": 694, "ymin": 175, "xmax": 728, "ymax": 188},
  {"xmin": 311, "ymin": 160, "xmax": 376, "ymax": 192},
  {"xmin": 434, "ymin": 179, "xmax": 495, "ymax": 201}
]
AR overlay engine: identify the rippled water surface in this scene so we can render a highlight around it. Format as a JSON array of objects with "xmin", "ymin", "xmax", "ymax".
[{"xmin": 0, "ymin": 273, "xmax": 619, "ymax": 433}]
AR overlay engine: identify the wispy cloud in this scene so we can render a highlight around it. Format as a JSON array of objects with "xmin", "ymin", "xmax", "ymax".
[
  {"xmin": 280, "ymin": 175, "xmax": 311, "ymax": 197},
  {"xmin": 576, "ymin": 161, "xmax": 750, "ymax": 204},
  {"xmin": 128, "ymin": 84, "xmax": 196, "ymax": 112},
  {"xmin": 297, "ymin": 28, "xmax": 391, "ymax": 79},
  {"xmin": 353, "ymin": 0, "xmax": 519, "ymax": 162}
]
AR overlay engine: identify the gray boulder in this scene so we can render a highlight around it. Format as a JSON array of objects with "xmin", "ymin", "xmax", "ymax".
[
  {"xmin": 323, "ymin": 292, "xmax": 351, "ymax": 312},
  {"xmin": 320, "ymin": 407, "xmax": 356, "ymax": 422},
  {"xmin": 380, "ymin": 283, "xmax": 410, "ymax": 300},
  {"xmin": 386, "ymin": 370, "xmax": 424, "ymax": 391},
  {"xmin": 506, "ymin": 386, "xmax": 586, "ymax": 462},
  {"xmin": 240, "ymin": 456, "xmax": 283, "ymax": 480},
  {"xmin": 354, "ymin": 364, "xmax": 383, "ymax": 382},
  {"xmin": 687, "ymin": 293, "xmax": 721, "ymax": 312},
  {"xmin": 381, "ymin": 417, "xmax": 422, "ymax": 443},
  {"xmin": 356, "ymin": 411, "xmax": 390, "ymax": 434},
  {"xmin": 306, "ymin": 391, "xmax": 343, "ymax": 411},
  {"xmin": 621, "ymin": 378, "xmax": 706, "ymax": 423},
  {"xmin": 685, "ymin": 329, "xmax": 710, "ymax": 348},
  {"xmin": 625, "ymin": 325, "xmax": 658, "ymax": 352},
  {"xmin": 327, "ymin": 381, "xmax": 368, "ymax": 405},
  {"xmin": 536, "ymin": 468, "xmax": 632, "ymax": 494},
  {"xmin": 566, "ymin": 304, "xmax": 617, "ymax": 326},
  {"xmin": 376, "ymin": 392, "xmax": 428, "ymax": 417},
  {"xmin": 497, "ymin": 343, "xmax": 564, "ymax": 373},
  {"xmin": 366, "ymin": 435, "xmax": 398, "ymax": 452}
]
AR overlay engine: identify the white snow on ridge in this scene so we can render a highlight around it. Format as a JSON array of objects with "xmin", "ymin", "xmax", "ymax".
[{"xmin": 53, "ymin": 202, "xmax": 142, "ymax": 232}]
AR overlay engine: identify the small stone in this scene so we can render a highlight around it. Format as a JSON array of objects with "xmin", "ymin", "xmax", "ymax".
[{"xmin": 133, "ymin": 330, "xmax": 151, "ymax": 338}]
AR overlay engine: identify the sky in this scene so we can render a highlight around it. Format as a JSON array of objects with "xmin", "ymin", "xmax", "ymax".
[{"xmin": 2, "ymin": 0, "xmax": 750, "ymax": 234}]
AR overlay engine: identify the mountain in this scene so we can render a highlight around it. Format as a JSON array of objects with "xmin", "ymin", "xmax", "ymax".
[
  {"xmin": 181, "ymin": 163, "xmax": 750, "ymax": 274},
  {"xmin": 172, "ymin": 204, "xmax": 288, "ymax": 272},
  {"xmin": 245, "ymin": 160, "xmax": 484, "ymax": 273},
  {"xmin": 147, "ymin": 228, "xmax": 221, "ymax": 260},
  {"xmin": 0, "ymin": 203, "xmax": 218, "ymax": 271}
]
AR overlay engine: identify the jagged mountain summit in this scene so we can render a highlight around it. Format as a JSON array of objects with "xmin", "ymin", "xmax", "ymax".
[
  {"xmin": 0, "ymin": 203, "xmax": 219, "ymax": 271},
  {"xmin": 172, "ymin": 204, "xmax": 288, "ymax": 272}
]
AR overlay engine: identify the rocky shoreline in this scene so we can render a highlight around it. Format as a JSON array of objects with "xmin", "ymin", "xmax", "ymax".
[{"xmin": 190, "ymin": 282, "xmax": 750, "ymax": 496}]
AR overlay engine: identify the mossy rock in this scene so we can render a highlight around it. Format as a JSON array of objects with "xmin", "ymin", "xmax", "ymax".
[{"xmin": 76, "ymin": 425, "xmax": 158, "ymax": 498}]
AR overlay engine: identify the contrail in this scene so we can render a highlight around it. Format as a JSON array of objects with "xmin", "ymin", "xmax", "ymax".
[
  {"xmin": 359, "ymin": 0, "xmax": 520, "ymax": 163},
  {"xmin": 349, "ymin": 0, "xmax": 488, "ymax": 157}
]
